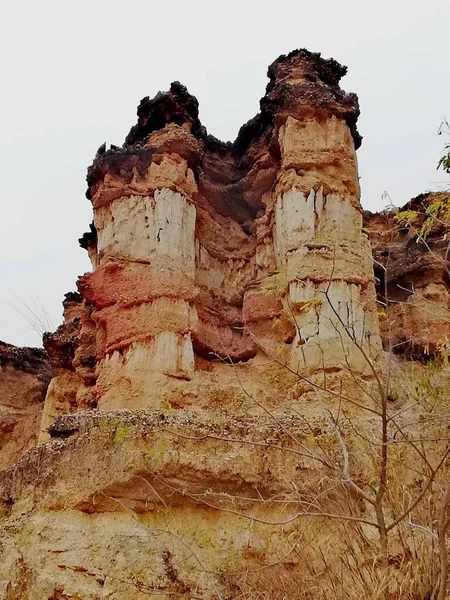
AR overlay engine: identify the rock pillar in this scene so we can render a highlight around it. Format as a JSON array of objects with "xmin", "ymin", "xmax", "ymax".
[
  {"xmin": 267, "ymin": 54, "xmax": 381, "ymax": 371},
  {"xmin": 78, "ymin": 51, "xmax": 382, "ymax": 410},
  {"xmin": 81, "ymin": 121, "xmax": 201, "ymax": 408}
]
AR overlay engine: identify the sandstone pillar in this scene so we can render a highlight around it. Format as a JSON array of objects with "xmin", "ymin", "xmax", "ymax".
[
  {"xmin": 86, "ymin": 187, "xmax": 197, "ymax": 408},
  {"xmin": 267, "ymin": 57, "xmax": 381, "ymax": 372},
  {"xmin": 80, "ymin": 110, "xmax": 202, "ymax": 409}
]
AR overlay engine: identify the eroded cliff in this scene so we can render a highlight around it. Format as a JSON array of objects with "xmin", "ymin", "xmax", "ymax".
[
  {"xmin": 0, "ymin": 342, "xmax": 50, "ymax": 470},
  {"xmin": 61, "ymin": 48, "xmax": 381, "ymax": 414},
  {"xmin": 365, "ymin": 192, "xmax": 450, "ymax": 360},
  {"xmin": 1, "ymin": 49, "xmax": 450, "ymax": 600}
]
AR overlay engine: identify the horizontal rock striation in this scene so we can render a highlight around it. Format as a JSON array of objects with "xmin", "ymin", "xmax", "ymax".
[
  {"xmin": 0, "ymin": 409, "xmax": 329, "ymax": 598},
  {"xmin": 2, "ymin": 48, "xmax": 450, "ymax": 600},
  {"xmin": 0, "ymin": 404, "xmax": 389, "ymax": 598},
  {"xmin": 76, "ymin": 48, "xmax": 382, "ymax": 409}
]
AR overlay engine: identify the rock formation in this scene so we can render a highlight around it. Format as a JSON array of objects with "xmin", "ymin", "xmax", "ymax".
[
  {"xmin": 38, "ymin": 292, "xmax": 97, "ymax": 442},
  {"xmin": 0, "ymin": 342, "xmax": 50, "ymax": 470},
  {"xmin": 64, "ymin": 48, "xmax": 381, "ymax": 413},
  {"xmin": 1, "ymin": 49, "xmax": 449, "ymax": 599},
  {"xmin": 365, "ymin": 192, "xmax": 450, "ymax": 360}
]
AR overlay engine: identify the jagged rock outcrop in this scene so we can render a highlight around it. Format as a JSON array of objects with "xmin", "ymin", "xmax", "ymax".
[
  {"xmin": 71, "ymin": 48, "xmax": 382, "ymax": 410},
  {"xmin": 38, "ymin": 292, "xmax": 97, "ymax": 442},
  {"xmin": 365, "ymin": 192, "xmax": 450, "ymax": 359},
  {"xmin": 0, "ymin": 342, "xmax": 51, "ymax": 469},
  {"xmin": 2, "ymin": 49, "xmax": 450, "ymax": 600}
]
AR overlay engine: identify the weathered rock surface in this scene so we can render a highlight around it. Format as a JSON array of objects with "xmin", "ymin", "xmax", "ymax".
[
  {"xmin": 0, "ymin": 408, "xmax": 333, "ymax": 599},
  {"xmin": 73, "ymin": 48, "xmax": 382, "ymax": 411},
  {"xmin": 38, "ymin": 293, "xmax": 97, "ymax": 443},
  {"xmin": 1, "ymin": 362, "xmax": 448, "ymax": 599},
  {"xmin": 0, "ymin": 342, "xmax": 51, "ymax": 470},
  {"xmin": 2, "ymin": 49, "xmax": 450, "ymax": 600},
  {"xmin": 365, "ymin": 192, "xmax": 450, "ymax": 359}
]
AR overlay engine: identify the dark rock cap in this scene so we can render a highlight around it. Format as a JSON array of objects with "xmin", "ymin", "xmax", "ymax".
[{"xmin": 86, "ymin": 48, "xmax": 362, "ymax": 198}]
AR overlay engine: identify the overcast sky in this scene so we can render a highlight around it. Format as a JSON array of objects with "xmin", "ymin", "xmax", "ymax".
[{"xmin": 1, "ymin": 0, "xmax": 449, "ymax": 348}]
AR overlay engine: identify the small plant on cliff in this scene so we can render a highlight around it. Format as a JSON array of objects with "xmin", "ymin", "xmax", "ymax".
[
  {"xmin": 438, "ymin": 118, "xmax": 450, "ymax": 175},
  {"xmin": 0, "ymin": 286, "xmax": 53, "ymax": 339},
  {"xmin": 260, "ymin": 270, "xmax": 287, "ymax": 294},
  {"xmin": 395, "ymin": 200, "xmax": 450, "ymax": 241}
]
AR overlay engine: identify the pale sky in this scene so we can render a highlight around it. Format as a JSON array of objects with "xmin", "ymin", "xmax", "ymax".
[{"xmin": 1, "ymin": 0, "xmax": 449, "ymax": 348}]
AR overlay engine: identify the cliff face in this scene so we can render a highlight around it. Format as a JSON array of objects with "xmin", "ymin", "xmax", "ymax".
[
  {"xmin": 38, "ymin": 293, "xmax": 97, "ymax": 443},
  {"xmin": 1, "ymin": 49, "xmax": 450, "ymax": 600},
  {"xmin": 0, "ymin": 342, "xmax": 51, "ymax": 469},
  {"xmin": 365, "ymin": 192, "xmax": 450, "ymax": 360},
  {"xmin": 60, "ymin": 48, "xmax": 380, "ymax": 413}
]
